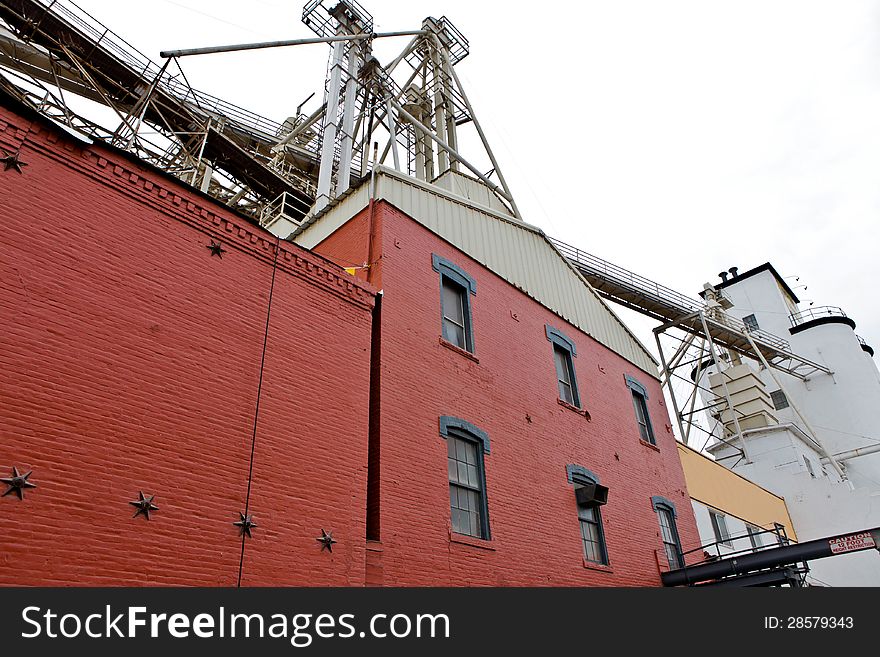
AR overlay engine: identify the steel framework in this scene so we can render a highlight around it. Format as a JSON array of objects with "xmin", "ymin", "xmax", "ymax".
[
  {"xmin": 550, "ymin": 236, "xmax": 844, "ymax": 475},
  {"xmin": 0, "ymin": 0, "xmax": 519, "ymax": 229},
  {"xmin": 0, "ymin": 1, "xmax": 844, "ymax": 475}
]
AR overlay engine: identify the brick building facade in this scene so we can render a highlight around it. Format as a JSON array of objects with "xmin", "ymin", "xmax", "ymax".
[
  {"xmin": 0, "ymin": 94, "xmax": 700, "ymax": 586},
  {"xmin": 0, "ymin": 98, "xmax": 375, "ymax": 586}
]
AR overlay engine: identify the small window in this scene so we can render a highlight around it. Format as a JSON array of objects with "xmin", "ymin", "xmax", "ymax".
[
  {"xmin": 432, "ymin": 254, "xmax": 476, "ymax": 354},
  {"xmin": 631, "ymin": 390, "xmax": 655, "ymax": 444},
  {"xmin": 440, "ymin": 417, "xmax": 490, "ymax": 540},
  {"xmin": 709, "ymin": 510, "xmax": 731, "ymax": 546},
  {"xmin": 770, "ymin": 390, "xmax": 789, "ymax": 410},
  {"xmin": 743, "ymin": 314, "xmax": 759, "ymax": 332},
  {"xmin": 546, "ymin": 326, "xmax": 580, "ymax": 407},
  {"xmin": 554, "ymin": 345, "xmax": 578, "ymax": 406},
  {"xmin": 441, "ymin": 277, "xmax": 471, "ymax": 350},
  {"xmin": 653, "ymin": 497, "xmax": 683, "ymax": 570},
  {"xmin": 747, "ymin": 525, "xmax": 764, "ymax": 551},
  {"xmin": 578, "ymin": 505, "xmax": 608, "ymax": 565},
  {"xmin": 803, "ymin": 455, "xmax": 816, "ymax": 478},
  {"xmin": 626, "ymin": 375, "xmax": 655, "ymax": 445},
  {"xmin": 657, "ymin": 507, "xmax": 683, "ymax": 569}
]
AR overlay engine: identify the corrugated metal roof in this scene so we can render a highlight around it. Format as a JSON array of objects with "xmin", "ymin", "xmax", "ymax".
[{"xmin": 293, "ymin": 167, "xmax": 659, "ymax": 376}]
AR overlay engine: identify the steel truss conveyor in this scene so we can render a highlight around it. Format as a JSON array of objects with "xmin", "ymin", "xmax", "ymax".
[
  {"xmin": 550, "ymin": 237, "xmax": 831, "ymax": 381},
  {"xmin": 0, "ymin": 0, "xmax": 317, "ymax": 219}
]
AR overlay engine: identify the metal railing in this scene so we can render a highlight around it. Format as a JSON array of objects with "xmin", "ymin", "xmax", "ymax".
[
  {"xmin": 790, "ymin": 306, "xmax": 848, "ymax": 328},
  {"xmin": 551, "ymin": 237, "xmax": 794, "ymax": 352},
  {"xmin": 34, "ymin": 0, "xmax": 291, "ymax": 140},
  {"xmin": 682, "ymin": 523, "xmax": 792, "ymax": 565},
  {"xmin": 259, "ymin": 192, "xmax": 310, "ymax": 229},
  {"xmin": 549, "ymin": 238, "xmax": 704, "ymax": 313}
]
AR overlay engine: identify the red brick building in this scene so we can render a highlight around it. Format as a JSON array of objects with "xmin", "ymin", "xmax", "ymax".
[
  {"xmin": 0, "ymin": 94, "xmax": 700, "ymax": 586},
  {"xmin": 0, "ymin": 97, "xmax": 375, "ymax": 586}
]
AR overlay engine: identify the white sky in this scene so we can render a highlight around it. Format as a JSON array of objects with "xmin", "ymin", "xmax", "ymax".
[{"xmin": 69, "ymin": 0, "xmax": 880, "ymax": 357}]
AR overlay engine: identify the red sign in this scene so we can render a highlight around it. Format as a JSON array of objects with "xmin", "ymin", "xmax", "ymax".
[{"xmin": 829, "ymin": 532, "xmax": 876, "ymax": 554}]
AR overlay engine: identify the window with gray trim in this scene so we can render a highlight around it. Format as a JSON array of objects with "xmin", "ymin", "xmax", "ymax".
[
  {"xmin": 743, "ymin": 314, "xmax": 759, "ymax": 332},
  {"xmin": 747, "ymin": 524, "xmax": 764, "ymax": 551},
  {"xmin": 579, "ymin": 506, "xmax": 607, "ymax": 565},
  {"xmin": 440, "ymin": 417, "xmax": 490, "ymax": 540},
  {"xmin": 709, "ymin": 510, "xmax": 731, "ymax": 546},
  {"xmin": 433, "ymin": 254, "xmax": 476, "ymax": 353},
  {"xmin": 567, "ymin": 467, "xmax": 609, "ymax": 565},
  {"xmin": 631, "ymin": 391, "xmax": 654, "ymax": 444},
  {"xmin": 652, "ymin": 497, "xmax": 683, "ymax": 569},
  {"xmin": 547, "ymin": 326, "xmax": 580, "ymax": 407},
  {"xmin": 626, "ymin": 375, "xmax": 655, "ymax": 444}
]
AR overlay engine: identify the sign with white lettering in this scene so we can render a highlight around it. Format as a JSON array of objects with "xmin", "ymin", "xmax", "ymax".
[{"xmin": 828, "ymin": 532, "xmax": 876, "ymax": 555}]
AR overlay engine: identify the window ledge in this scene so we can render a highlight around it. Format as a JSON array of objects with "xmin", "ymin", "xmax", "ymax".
[
  {"xmin": 439, "ymin": 337, "xmax": 479, "ymax": 363},
  {"xmin": 639, "ymin": 439, "xmax": 660, "ymax": 452},
  {"xmin": 582, "ymin": 559, "xmax": 613, "ymax": 573},
  {"xmin": 558, "ymin": 398, "xmax": 591, "ymax": 420},
  {"xmin": 449, "ymin": 532, "xmax": 495, "ymax": 551}
]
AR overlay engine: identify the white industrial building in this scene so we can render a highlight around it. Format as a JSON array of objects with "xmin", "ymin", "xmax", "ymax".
[{"xmin": 693, "ymin": 263, "xmax": 880, "ymax": 586}]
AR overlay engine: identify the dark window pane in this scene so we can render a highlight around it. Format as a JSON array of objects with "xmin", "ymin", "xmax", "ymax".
[
  {"xmin": 770, "ymin": 389, "xmax": 789, "ymax": 410},
  {"xmin": 554, "ymin": 347, "xmax": 571, "ymax": 385},
  {"xmin": 455, "ymin": 437, "xmax": 468, "ymax": 462},
  {"xmin": 457, "ymin": 461, "xmax": 469, "ymax": 485},
  {"xmin": 657, "ymin": 508, "xmax": 682, "ymax": 569},
  {"xmin": 441, "ymin": 280, "xmax": 465, "ymax": 324},
  {"xmin": 451, "ymin": 505, "xmax": 464, "ymax": 534},
  {"xmin": 558, "ymin": 381, "xmax": 574, "ymax": 405},
  {"xmin": 632, "ymin": 391, "xmax": 654, "ymax": 443},
  {"xmin": 578, "ymin": 505, "xmax": 596, "ymax": 522},
  {"xmin": 463, "ymin": 441, "xmax": 477, "ymax": 465},
  {"xmin": 441, "ymin": 277, "xmax": 470, "ymax": 350},
  {"xmin": 443, "ymin": 319, "xmax": 466, "ymax": 349},
  {"xmin": 467, "ymin": 464, "xmax": 479, "ymax": 488},
  {"xmin": 748, "ymin": 525, "xmax": 763, "ymax": 550},
  {"xmin": 554, "ymin": 346, "xmax": 577, "ymax": 405},
  {"xmin": 710, "ymin": 512, "xmax": 730, "ymax": 544},
  {"xmin": 578, "ymin": 504, "xmax": 607, "ymax": 565}
]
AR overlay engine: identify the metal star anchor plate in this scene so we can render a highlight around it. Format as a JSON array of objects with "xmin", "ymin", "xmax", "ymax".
[
  {"xmin": 234, "ymin": 512, "xmax": 257, "ymax": 538},
  {"xmin": 129, "ymin": 491, "xmax": 159, "ymax": 520},
  {"xmin": 1, "ymin": 466, "xmax": 36, "ymax": 500},
  {"xmin": 316, "ymin": 529, "xmax": 337, "ymax": 552},
  {"xmin": 1, "ymin": 150, "xmax": 28, "ymax": 174},
  {"xmin": 206, "ymin": 240, "xmax": 226, "ymax": 258}
]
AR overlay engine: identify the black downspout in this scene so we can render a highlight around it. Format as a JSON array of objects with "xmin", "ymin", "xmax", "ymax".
[{"xmin": 365, "ymin": 293, "xmax": 382, "ymax": 541}]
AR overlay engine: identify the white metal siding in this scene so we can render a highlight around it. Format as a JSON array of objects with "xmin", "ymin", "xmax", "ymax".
[{"xmin": 294, "ymin": 168, "xmax": 658, "ymax": 375}]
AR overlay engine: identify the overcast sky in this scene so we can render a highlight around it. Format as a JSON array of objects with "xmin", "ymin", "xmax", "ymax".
[{"xmin": 71, "ymin": 0, "xmax": 880, "ymax": 359}]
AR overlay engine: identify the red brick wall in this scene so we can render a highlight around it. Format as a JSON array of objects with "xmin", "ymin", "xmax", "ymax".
[
  {"xmin": 0, "ymin": 102, "xmax": 375, "ymax": 586},
  {"xmin": 311, "ymin": 206, "xmax": 381, "ymax": 289},
  {"xmin": 316, "ymin": 201, "xmax": 701, "ymax": 586}
]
